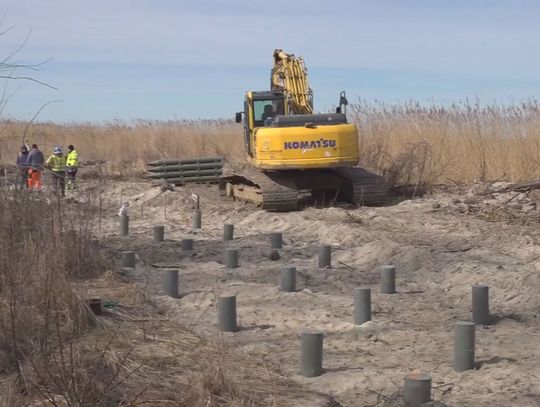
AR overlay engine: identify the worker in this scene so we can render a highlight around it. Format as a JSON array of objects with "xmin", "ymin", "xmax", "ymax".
[
  {"xmin": 261, "ymin": 104, "xmax": 275, "ymax": 123},
  {"xmin": 15, "ymin": 144, "xmax": 30, "ymax": 189},
  {"xmin": 27, "ymin": 144, "xmax": 44, "ymax": 191},
  {"xmin": 46, "ymin": 146, "xmax": 67, "ymax": 197},
  {"xmin": 65, "ymin": 144, "xmax": 79, "ymax": 190}
]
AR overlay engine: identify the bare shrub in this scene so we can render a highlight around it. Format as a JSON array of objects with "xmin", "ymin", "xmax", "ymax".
[
  {"xmin": 0, "ymin": 185, "xmax": 329, "ymax": 406},
  {"xmin": 0, "ymin": 187, "xmax": 111, "ymax": 404}
]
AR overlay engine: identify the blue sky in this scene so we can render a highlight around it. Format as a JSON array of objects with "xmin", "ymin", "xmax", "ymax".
[{"xmin": 1, "ymin": 0, "xmax": 539, "ymax": 122}]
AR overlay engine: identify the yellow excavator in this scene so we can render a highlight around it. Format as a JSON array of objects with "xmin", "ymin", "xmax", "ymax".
[{"xmin": 219, "ymin": 49, "xmax": 391, "ymax": 211}]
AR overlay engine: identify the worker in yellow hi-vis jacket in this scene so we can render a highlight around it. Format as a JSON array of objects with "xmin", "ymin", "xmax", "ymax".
[
  {"xmin": 46, "ymin": 146, "xmax": 67, "ymax": 197},
  {"xmin": 65, "ymin": 144, "xmax": 79, "ymax": 190}
]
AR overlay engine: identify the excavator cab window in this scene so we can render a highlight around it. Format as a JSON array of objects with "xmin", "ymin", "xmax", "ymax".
[{"xmin": 253, "ymin": 99, "xmax": 284, "ymax": 127}]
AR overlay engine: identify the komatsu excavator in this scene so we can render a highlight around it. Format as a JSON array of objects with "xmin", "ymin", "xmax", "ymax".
[{"xmin": 219, "ymin": 49, "xmax": 391, "ymax": 211}]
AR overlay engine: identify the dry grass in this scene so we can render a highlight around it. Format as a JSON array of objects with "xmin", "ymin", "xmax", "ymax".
[
  {"xmin": 0, "ymin": 183, "xmax": 328, "ymax": 406},
  {"xmin": 0, "ymin": 185, "xmax": 111, "ymax": 405},
  {"xmin": 1, "ymin": 100, "xmax": 539, "ymax": 185},
  {"xmin": 0, "ymin": 119, "xmax": 244, "ymax": 176},
  {"xmin": 88, "ymin": 317, "xmax": 331, "ymax": 406},
  {"xmin": 351, "ymin": 99, "xmax": 540, "ymax": 185}
]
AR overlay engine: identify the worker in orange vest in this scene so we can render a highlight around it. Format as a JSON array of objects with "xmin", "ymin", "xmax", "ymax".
[{"xmin": 26, "ymin": 144, "xmax": 44, "ymax": 191}]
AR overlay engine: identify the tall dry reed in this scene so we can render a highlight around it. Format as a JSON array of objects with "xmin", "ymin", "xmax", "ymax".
[
  {"xmin": 1, "ymin": 100, "xmax": 539, "ymax": 185},
  {"xmin": 0, "ymin": 119, "xmax": 244, "ymax": 174},
  {"xmin": 351, "ymin": 99, "xmax": 540, "ymax": 185}
]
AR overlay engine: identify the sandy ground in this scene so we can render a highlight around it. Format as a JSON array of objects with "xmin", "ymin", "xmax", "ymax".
[{"xmin": 95, "ymin": 179, "xmax": 539, "ymax": 407}]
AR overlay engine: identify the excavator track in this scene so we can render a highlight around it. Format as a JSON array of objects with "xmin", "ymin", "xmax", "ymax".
[
  {"xmin": 220, "ymin": 167, "xmax": 396, "ymax": 211},
  {"xmin": 219, "ymin": 169, "xmax": 301, "ymax": 212},
  {"xmin": 257, "ymin": 171, "xmax": 301, "ymax": 211},
  {"xmin": 332, "ymin": 167, "xmax": 394, "ymax": 206}
]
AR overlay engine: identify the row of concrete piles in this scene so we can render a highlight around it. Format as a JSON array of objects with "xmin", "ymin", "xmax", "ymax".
[{"xmin": 115, "ymin": 213, "xmax": 493, "ymax": 406}]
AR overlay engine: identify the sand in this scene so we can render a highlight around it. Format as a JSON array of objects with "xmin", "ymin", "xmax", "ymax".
[{"xmin": 97, "ymin": 179, "xmax": 539, "ymax": 406}]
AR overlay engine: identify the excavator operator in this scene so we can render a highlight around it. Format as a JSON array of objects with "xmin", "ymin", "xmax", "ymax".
[{"xmin": 261, "ymin": 104, "xmax": 275, "ymax": 123}]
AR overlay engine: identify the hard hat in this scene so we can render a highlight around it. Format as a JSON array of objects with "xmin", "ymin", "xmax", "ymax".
[{"xmin": 53, "ymin": 146, "xmax": 62, "ymax": 154}]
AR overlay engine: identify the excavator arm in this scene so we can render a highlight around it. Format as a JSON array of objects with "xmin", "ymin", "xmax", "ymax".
[{"xmin": 271, "ymin": 49, "xmax": 313, "ymax": 114}]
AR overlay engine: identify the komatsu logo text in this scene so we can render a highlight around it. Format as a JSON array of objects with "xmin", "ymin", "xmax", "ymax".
[{"xmin": 284, "ymin": 139, "xmax": 336, "ymax": 150}]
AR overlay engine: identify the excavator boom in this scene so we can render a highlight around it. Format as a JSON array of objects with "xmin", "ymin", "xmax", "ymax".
[{"xmin": 271, "ymin": 49, "xmax": 313, "ymax": 114}]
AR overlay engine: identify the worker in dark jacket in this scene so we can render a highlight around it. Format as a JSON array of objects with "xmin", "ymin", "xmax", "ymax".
[
  {"xmin": 16, "ymin": 145, "xmax": 30, "ymax": 189},
  {"xmin": 27, "ymin": 144, "xmax": 44, "ymax": 191}
]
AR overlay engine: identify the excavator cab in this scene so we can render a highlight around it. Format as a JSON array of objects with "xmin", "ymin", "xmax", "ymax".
[
  {"xmin": 239, "ymin": 91, "xmax": 286, "ymax": 124},
  {"xmin": 235, "ymin": 89, "xmax": 358, "ymax": 169},
  {"xmin": 237, "ymin": 91, "xmax": 287, "ymax": 157},
  {"xmin": 253, "ymin": 98, "xmax": 285, "ymax": 126}
]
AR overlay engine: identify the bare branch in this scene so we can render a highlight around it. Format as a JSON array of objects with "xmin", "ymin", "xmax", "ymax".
[
  {"xmin": 22, "ymin": 100, "xmax": 61, "ymax": 142},
  {"xmin": 1, "ymin": 27, "xmax": 32, "ymax": 65},
  {"xmin": 0, "ymin": 22, "xmax": 15, "ymax": 37},
  {"xmin": 0, "ymin": 26, "xmax": 55, "ymax": 88},
  {"xmin": 0, "ymin": 74, "xmax": 58, "ymax": 90},
  {"xmin": 0, "ymin": 84, "xmax": 21, "ymax": 116},
  {"xmin": 0, "ymin": 57, "xmax": 54, "ymax": 73}
]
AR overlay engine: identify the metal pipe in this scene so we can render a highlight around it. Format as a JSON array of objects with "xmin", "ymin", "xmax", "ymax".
[
  {"xmin": 300, "ymin": 331, "xmax": 324, "ymax": 377},
  {"xmin": 147, "ymin": 168, "xmax": 223, "ymax": 178},
  {"xmin": 353, "ymin": 287, "xmax": 372, "ymax": 325},
  {"xmin": 121, "ymin": 251, "xmax": 135, "ymax": 268},
  {"xmin": 280, "ymin": 267, "xmax": 296, "ymax": 292},
  {"xmin": 472, "ymin": 284, "xmax": 490, "ymax": 325},
  {"xmin": 270, "ymin": 232, "xmax": 283, "ymax": 249},
  {"xmin": 223, "ymin": 224, "xmax": 234, "ymax": 241},
  {"xmin": 120, "ymin": 215, "xmax": 129, "ymax": 237},
  {"xmin": 380, "ymin": 265, "xmax": 396, "ymax": 294},
  {"xmin": 163, "ymin": 268, "xmax": 179, "ymax": 299},
  {"xmin": 192, "ymin": 210, "xmax": 202, "ymax": 231},
  {"xmin": 147, "ymin": 162, "xmax": 223, "ymax": 172},
  {"xmin": 403, "ymin": 372, "xmax": 432, "ymax": 406},
  {"xmin": 153, "ymin": 175, "xmax": 222, "ymax": 184},
  {"xmin": 181, "ymin": 238, "xmax": 194, "ymax": 251},
  {"xmin": 318, "ymin": 245, "xmax": 331, "ymax": 268},
  {"xmin": 147, "ymin": 157, "xmax": 224, "ymax": 166},
  {"xmin": 454, "ymin": 321, "xmax": 475, "ymax": 372},
  {"xmin": 218, "ymin": 295, "xmax": 238, "ymax": 332},
  {"xmin": 153, "ymin": 225, "xmax": 165, "ymax": 242},
  {"xmin": 224, "ymin": 248, "xmax": 239, "ymax": 268}
]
